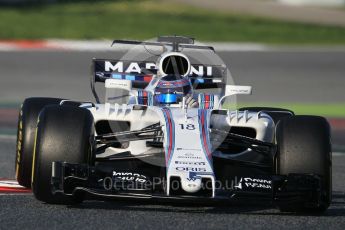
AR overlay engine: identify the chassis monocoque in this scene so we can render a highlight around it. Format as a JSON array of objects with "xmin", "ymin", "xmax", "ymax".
[{"xmin": 15, "ymin": 36, "xmax": 332, "ymax": 213}]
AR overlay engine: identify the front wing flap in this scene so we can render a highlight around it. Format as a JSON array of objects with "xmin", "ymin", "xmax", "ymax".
[{"xmin": 51, "ymin": 161, "xmax": 323, "ymax": 207}]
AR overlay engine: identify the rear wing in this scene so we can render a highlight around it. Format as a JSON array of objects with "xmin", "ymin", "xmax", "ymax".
[
  {"xmin": 91, "ymin": 59, "xmax": 227, "ymax": 103},
  {"xmin": 112, "ymin": 36, "xmax": 215, "ymax": 52}
]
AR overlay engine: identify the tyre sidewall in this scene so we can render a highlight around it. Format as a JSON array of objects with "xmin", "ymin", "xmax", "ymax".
[{"xmin": 15, "ymin": 97, "xmax": 63, "ymax": 188}]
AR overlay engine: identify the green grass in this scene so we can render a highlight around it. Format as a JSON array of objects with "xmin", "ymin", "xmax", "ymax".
[
  {"xmin": 234, "ymin": 103, "xmax": 345, "ymax": 118},
  {"xmin": 1, "ymin": 0, "xmax": 345, "ymax": 44}
]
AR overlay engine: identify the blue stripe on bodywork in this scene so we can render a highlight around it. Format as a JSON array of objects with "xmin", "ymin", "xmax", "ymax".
[{"xmin": 161, "ymin": 108, "xmax": 175, "ymax": 167}]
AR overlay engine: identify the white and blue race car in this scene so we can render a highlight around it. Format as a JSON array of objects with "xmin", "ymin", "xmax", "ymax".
[{"xmin": 15, "ymin": 36, "xmax": 331, "ymax": 213}]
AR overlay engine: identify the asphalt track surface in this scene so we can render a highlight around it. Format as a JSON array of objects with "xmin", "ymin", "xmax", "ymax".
[
  {"xmin": 0, "ymin": 50, "xmax": 344, "ymax": 104},
  {"xmin": 1, "ymin": 136, "xmax": 345, "ymax": 230}
]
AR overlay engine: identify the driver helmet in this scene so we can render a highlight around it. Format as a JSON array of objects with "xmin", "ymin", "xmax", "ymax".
[{"xmin": 153, "ymin": 75, "xmax": 192, "ymax": 106}]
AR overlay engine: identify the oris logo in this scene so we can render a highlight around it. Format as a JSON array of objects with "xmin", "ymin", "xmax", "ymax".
[{"xmin": 175, "ymin": 167, "xmax": 207, "ymax": 172}]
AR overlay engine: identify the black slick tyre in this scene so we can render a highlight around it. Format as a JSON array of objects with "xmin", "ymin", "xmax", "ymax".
[
  {"xmin": 276, "ymin": 115, "xmax": 331, "ymax": 213},
  {"xmin": 32, "ymin": 105, "xmax": 94, "ymax": 204}
]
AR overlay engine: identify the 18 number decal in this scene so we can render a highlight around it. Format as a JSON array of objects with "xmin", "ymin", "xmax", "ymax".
[{"xmin": 179, "ymin": 124, "xmax": 196, "ymax": 130}]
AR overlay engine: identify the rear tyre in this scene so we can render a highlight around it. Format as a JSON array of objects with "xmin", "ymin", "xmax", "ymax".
[
  {"xmin": 32, "ymin": 105, "xmax": 94, "ymax": 204},
  {"xmin": 239, "ymin": 107, "xmax": 294, "ymax": 124},
  {"xmin": 15, "ymin": 97, "xmax": 63, "ymax": 188},
  {"xmin": 276, "ymin": 115, "xmax": 332, "ymax": 213}
]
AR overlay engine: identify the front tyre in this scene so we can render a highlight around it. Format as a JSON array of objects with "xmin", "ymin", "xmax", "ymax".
[
  {"xmin": 32, "ymin": 105, "xmax": 94, "ymax": 204},
  {"xmin": 276, "ymin": 115, "xmax": 332, "ymax": 213}
]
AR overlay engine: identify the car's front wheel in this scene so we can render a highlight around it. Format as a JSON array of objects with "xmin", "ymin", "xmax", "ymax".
[
  {"xmin": 276, "ymin": 115, "xmax": 332, "ymax": 213},
  {"xmin": 32, "ymin": 105, "xmax": 94, "ymax": 204}
]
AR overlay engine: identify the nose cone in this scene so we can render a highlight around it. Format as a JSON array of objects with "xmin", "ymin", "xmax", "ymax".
[{"xmin": 180, "ymin": 177, "xmax": 202, "ymax": 193}]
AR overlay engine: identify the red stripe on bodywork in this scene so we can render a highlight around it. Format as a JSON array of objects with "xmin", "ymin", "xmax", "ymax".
[
  {"xmin": 204, "ymin": 95, "xmax": 210, "ymax": 109},
  {"xmin": 143, "ymin": 76, "xmax": 152, "ymax": 82}
]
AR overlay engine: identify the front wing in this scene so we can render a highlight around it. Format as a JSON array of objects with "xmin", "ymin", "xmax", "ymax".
[{"xmin": 51, "ymin": 161, "xmax": 324, "ymax": 208}]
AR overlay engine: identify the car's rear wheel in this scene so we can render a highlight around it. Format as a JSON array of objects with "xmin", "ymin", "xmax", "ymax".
[
  {"xmin": 15, "ymin": 97, "xmax": 63, "ymax": 188},
  {"xmin": 276, "ymin": 115, "xmax": 331, "ymax": 213},
  {"xmin": 32, "ymin": 105, "xmax": 94, "ymax": 204}
]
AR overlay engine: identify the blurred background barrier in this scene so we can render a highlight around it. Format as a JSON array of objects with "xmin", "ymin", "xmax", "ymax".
[
  {"xmin": 279, "ymin": 0, "xmax": 345, "ymax": 7},
  {"xmin": 171, "ymin": 0, "xmax": 345, "ymax": 27},
  {"xmin": 1, "ymin": 0, "xmax": 345, "ymax": 6}
]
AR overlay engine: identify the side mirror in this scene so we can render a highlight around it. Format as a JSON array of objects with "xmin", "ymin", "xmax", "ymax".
[
  {"xmin": 105, "ymin": 79, "xmax": 132, "ymax": 91},
  {"xmin": 218, "ymin": 85, "xmax": 252, "ymax": 109},
  {"xmin": 225, "ymin": 85, "xmax": 252, "ymax": 96}
]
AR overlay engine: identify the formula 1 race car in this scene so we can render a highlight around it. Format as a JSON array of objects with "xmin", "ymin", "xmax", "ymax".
[{"xmin": 15, "ymin": 36, "xmax": 331, "ymax": 213}]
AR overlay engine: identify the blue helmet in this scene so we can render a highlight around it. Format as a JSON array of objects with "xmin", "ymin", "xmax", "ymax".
[{"xmin": 153, "ymin": 75, "xmax": 192, "ymax": 105}]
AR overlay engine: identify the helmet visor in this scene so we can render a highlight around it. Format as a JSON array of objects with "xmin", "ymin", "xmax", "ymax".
[{"xmin": 155, "ymin": 94, "xmax": 179, "ymax": 104}]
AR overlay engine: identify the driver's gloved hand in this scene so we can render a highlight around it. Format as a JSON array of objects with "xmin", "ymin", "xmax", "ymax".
[{"xmin": 185, "ymin": 95, "xmax": 199, "ymax": 108}]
